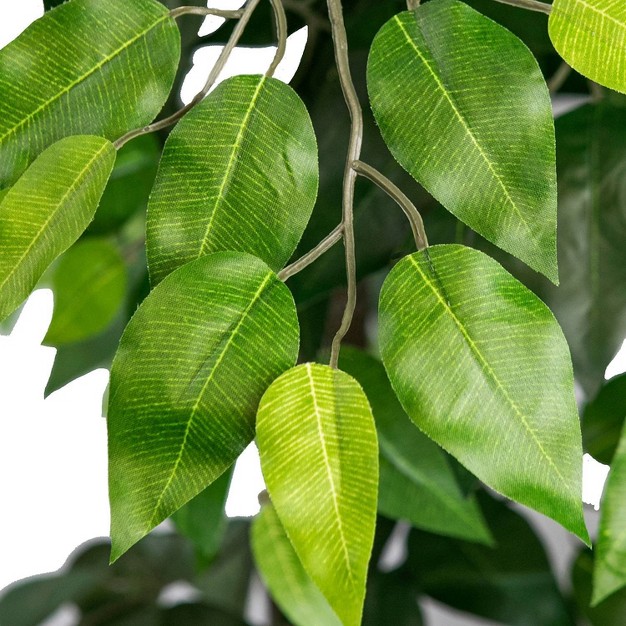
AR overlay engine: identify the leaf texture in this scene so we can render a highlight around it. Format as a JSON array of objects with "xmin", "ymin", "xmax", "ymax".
[
  {"xmin": 379, "ymin": 245, "xmax": 588, "ymax": 542},
  {"xmin": 550, "ymin": 0, "xmax": 626, "ymax": 94},
  {"xmin": 367, "ymin": 1, "xmax": 558, "ymax": 282},
  {"xmin": 0, "ymin": 0, "xmax": 180, "ymax": 189},
  {"xmin": 252, "ymin": 503, "xmax": 342, "ymax": 626},
  {"xmin": 256, "ymin": 363, "xmax": 378, "ymax": 626},
  {"xmin": 338, "ymin": 347, "xmax": 492, "ymax": 544},
  {"xmin": 0, "ymin": 135, "xmax": 115, "ymax": 322},
  {"xmin": 147, "ymin": 75, "xmax": 318, "ymax": 284},
  {"xmin": 108, "ymin": 252, "xmax": 299, "ymax": 561}
]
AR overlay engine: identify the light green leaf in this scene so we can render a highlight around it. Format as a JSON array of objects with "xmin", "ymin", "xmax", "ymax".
[
  {"xmin": 252, "ymin": 503, "xmax": 342, "ymax": 626},
  {"xmin": 338, "ymin": 347, "xmax": 492, "ymax": 544},
  {"xmin": 0, "ymin": 0, "xmax": 179, "ymax": 189},
  {"xmin": 0, "ymin": 135, "xmax": 116, "ymax": 322},
  {"xmin": 550, "ymin": 0, "xmax": 626, "ymax": 94},
  {"xmin": 379, "ymin": 244, "xmax": 588, "ymax": 543},
  {"xmin": 108, "ymin": 252, "xmax": 299, "ymax": 561},
  {"xmin": 593, "ymin": 421, "xmax": 626, "ymax": 605},
  {"xmin": 147, "ymin": 75, "xmax": 318, "ymax": 284},
  {"xmin": 367, "ymin": 1, "xmax": 558, "ymax": 282},
  {"xmin": 43, "ymin": 239, "xmax": 127, "ymax": 345},
  {"xmin": 256, "ymin": 363, "xmax": 378, "ymax": 626}
]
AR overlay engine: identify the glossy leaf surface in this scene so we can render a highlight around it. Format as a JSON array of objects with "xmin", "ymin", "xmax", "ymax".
[
  {"xmin": 367, "ymin": 1, "xmax": 558, "ymax": 281},
  {"xmin": 252, "ymin": 502, "xmax": 342, "ymax": 626},
  {"xmin": 0, "ymin": 135, "xmax": 115, "ymax": 322},
  {"xmin": 147, "ymin": 75, "xmax": 318, "ymax": 284},
  {"xmin": 44, "ymin": 239, "xmax": 127, "ymax": 345},
  {"xmin": 379, "ymin": 245, "xmax": 588, "ymax": 542},
  {"xmin": 257, "ymin": 363, "xmax": 378, "ymax": 626},
  {"xmin": 550, "ymin": 0, "xmax": 626, "ymax": 94},
  {"xmin": 339, "ymin": 347, "xmax": 491, "ymax": 544},
  {"xmin": 0, "ymin": 0, "xmax": 179, "ymax": 189},
  {"xmin": 547, "ymin": 100, "xmax": 626, "ymax": 396},
  {"xmin": 108, "ymin": 252, "xmax": 299, "ymax": 561},
  {"xmin": 593, "ymin": 421, "xmax": 626, "ymax": 605}
]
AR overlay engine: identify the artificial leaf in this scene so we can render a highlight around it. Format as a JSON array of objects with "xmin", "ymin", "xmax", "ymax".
[
  {"xmin": 338, "ymin": 346, "xmax": 492, "ymax": 544},
  {"xmin": 147, "ymin": 74, "xmax": 318, "ymax": 285},
  {"xmin": 583, "ymin": 374, "xmax": 626, "ymax": 465},
  {"xmin": 43, "ymin": 238, "xmax": 127, "ymax": 345},
  {"xmin": 405, "ymin": 493, "xmax": 573, "ymax": 626},
  {"xmin": 546, "ymin": 100, "xmax": 626, "ymax": 397},
  {"xmin": 367, "ymin": 1, "xmax": 558, "ymax": 282},
  {"xmin": 0, "ymin": 0, "xmax": 180, "ymax": 189},
  {"xmin": 172, "ymin": 468, "xmax": 233, "ymax": 570},
  {"xmin": 108, "ymin": 252, "xmax": 299, "ymax": 561},
  {"xmin": 256, "ymin": 363, "xmax": 379, "ymax": 626},
  {"xmin": 550, "ymin": 0, "xmax": 626, "ymax": 94},
  {"xmin": 379, "ymin": 244, "xmax": 588, "ymax": 542},
  {"xmin": 0, "ymin": 135, "xmax": 115, "ymax": 322},
  {"xmin": 593, "ymin": 420, "xmax": 626, "ymax": 605},
  {"xmin": 252, "ymin": 502, "xmax": 342, "ymax": 626}
]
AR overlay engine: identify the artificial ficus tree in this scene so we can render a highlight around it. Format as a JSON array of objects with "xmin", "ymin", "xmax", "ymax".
[{"xmin": 1, "ymin": 0, "xmax": 626, "ymax": 624}]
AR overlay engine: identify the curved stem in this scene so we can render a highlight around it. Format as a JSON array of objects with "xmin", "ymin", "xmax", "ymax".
[
  {"xmin": 352, "ymin": 160, "xmax": 428, "ymax": 251},
  {"xmin": 278, "ymin": 224, "xmax": 344, "ymax": 281},
  {"xmin": 489, "ymin": 0, "xmax": 552, "ymax": 14},
  {"xmin": 327, "ymin": 0, "xmax": 363, "ymax": 369},
  {"xmin": 114, "ymin": 0, "xmax": 262, "ymax": 149},
  {"xmin": 266, "ymin": 0, "xmax": 288, "ymax": 77},
  {"xmin": 169, "ymin": 6, "xmax": 244, "ymax": 19}
]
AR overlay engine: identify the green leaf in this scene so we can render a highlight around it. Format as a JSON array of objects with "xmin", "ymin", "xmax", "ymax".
[
  {"xmin": 160, "ymin": 604, "xmax": 248, "ymax": 626},
  {"xmin": 546, "ymin": 100, "xmax": 626, "ymax": 397},
  {"xmin": 367, "ymin": 1, "xmax": 558, "ymax": 282},
  {"xmin": 583, "ymin": 374, "xmax": 626, "ymax": 465},
  {"xmin": 108, "ymin": 252, "xmax": 299, "ymax": 561},
  {"xmin": 338, "ymin": 346, "xmax": 492, "ymax": 544},
  {"xmin": 88, "ymin": 135, "xmax": 160, "ymax": 235},
  {"xmin": 0, "ymin": 0, "xmax": 179, "ymax": 190},
  {"xmin": 252, "ymin": 502, "xmax": 342, "ymax": 626},
  {"xmin": 379, "ymin": 244, "xmax": 588, "ymax": 543},
  {"xmin": 405, "ymin": 493, "xmax": 574, "ymax": 626},
  {"xmin": 593, "ymin": 420, "xmax": 626, "ymax": 605},
  {"xmin": 43, "ymin": 239, "xmax": 127, "ymax": 345},
  {"xmin": 550, "ymin": 0, "xmax": 626, "ymax": 94},
  {"xmin": 172, "ymin": 468, "xmax": 232, "ymax": 570},
  {"xmin": 0, "ymin": 135, "xmax": 116, "ymax": 323},
  {"xmin": 256, "ymin": 363, "xmax": 379, "ymax": 626},
  {"xmin": 147, "ymin": 75, "xmax": 318, "ymax": 284}
]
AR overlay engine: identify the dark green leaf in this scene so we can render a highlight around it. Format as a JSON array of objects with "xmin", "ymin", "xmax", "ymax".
[{"xmin": 160, "ymin": 603, "xmax": 248, "ymax": 626}]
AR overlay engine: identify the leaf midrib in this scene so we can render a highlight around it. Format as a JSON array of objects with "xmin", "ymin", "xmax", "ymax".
[
  {"xmin": 407, "ymin": 255, "xmax": 570, "ymax": 492},
  {"xmin": 564, "ymin": 0, "xmax": 626, "ymax": 32},
  {"xmin": 0, "ymin": 13, "xmax": 170, "ymax": 146}
]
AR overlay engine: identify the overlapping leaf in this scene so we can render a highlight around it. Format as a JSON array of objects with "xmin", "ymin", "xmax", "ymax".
[
  {"xmin": 367, "ymin": 0, "xmax": 558, "ymax": 282},
  {"xmin": 257, "ymin": 363, "xmax": 378, "ymax": 626},
  {"xmin": 339, "ymin": 347, "xmax": 491, "ymax": 544},
  {"xmin": 252, "ymin": 502, "xmax": 342, "ymax": 626},
  {"xmin": 550, "ymin": 0, "xmax": 626, "ymax": 94},
  {"xmin": 379, "ymin": 244, "xmax": 588, "ymax": 542},
  {"xmin": 108, "ymin": 252, "xmax": 299, "ymax": 561},
  {"xmin": 0, "ymin": 135, "xmax": 115, "ymax": 322},
  {"xmin": 0, "ymin": 0, "xmax": 179, "ymax": 190},
  {"xmin": 147, "ymin": 75, "xmax": 318, "ymax": 285}
]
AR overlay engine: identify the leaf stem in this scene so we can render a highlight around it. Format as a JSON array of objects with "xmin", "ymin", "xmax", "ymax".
[
  {"xmin": 548, "ymin": 61, "xmax": 571, "ymax": 93},
  {"xmin": 352, "ymin": 160, "xmax": 428, "ymax": 251},
  {"xmin": 278, "ymin": 224, "xmax": 343, "ymax": 281},
  {"xmin": 326, "ymin": 0, "xmax": 363, "ymax": 369},
  {"xmin": 169, "ymin": 6, "xmax": 244, "ymax": 19},
  {"xmin": 266, "ymin": 0, "xmax": 288, "ymax": 77},
  {"xmin": 407, "ymin": 0, "xmax": 421, "ymax": 9},
  {"xmin": 488, "ymin": 0, "xmax": 552, "ymax": 14},
  {"xmin": 114, "ymin": 0, "xmax": 262, "ymax": 149}
]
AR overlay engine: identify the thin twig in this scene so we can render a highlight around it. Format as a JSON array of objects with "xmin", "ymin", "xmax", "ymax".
[
  {"xmin": 169, "ymin": 6, "xmax": 244, "ymax": 19},
  {"xmin": 266, "ymin": 0, "xmax": 288, "ymax": 77},
  {"xmin": 352, "ymin": 160, "xmax": 428, "ymax": 251},
  {"xmin": 327, "ymin": 0, "xmax": 363, "ymax": 369},
  {"xmin": 282, "ymin": 0, "xmax": 331, "ymax": 32},
  {"xmin": 548, "ymin": 61, "xmax": 572, "ymax": 93},
  {"xmin": 489, "ymin": 0, "xmax": 552, "ymax": 14},
  {"xmin": 588, "ymin": 80, "xmax": 604, "ymax": 102},
  {"xmin": 114, "ymin": 0, "xmax": 261, "ymax": 149},
  {"xmin": 278, "ymin": 224, "xmax": 343, "ymax": 281},
  {"xmin": 407, "ymin": 0, "xmax": 421, "ymax": 9}
]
